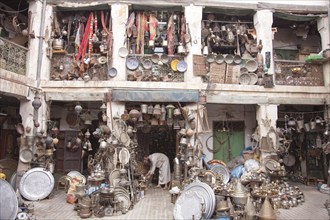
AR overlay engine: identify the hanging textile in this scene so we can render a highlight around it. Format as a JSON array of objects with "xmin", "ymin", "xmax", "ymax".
[
  {"xmin": 126, "ymin": 12, "xmax": 135, "ymax": 38},
  {"xmin": 101, "ymin": 11, "xmax": 112, "ymax": 52},
  {"xmin": 167, "ymin": 14, "xmax": 174, "ymax": 55},
  {"xmin": 149, "ymin": 14, "xmax": 159, "ymax": 41},
  {"xmin": 180, "ymin": 15, "xmax": 186, "ymax": 46},
  {"xmin": 75, "ymin": 12, "xmax": 94, "ymax": 62},
  {"xmin": 136, "ymin": 12, "xmax": 147, "ymax": 54}
]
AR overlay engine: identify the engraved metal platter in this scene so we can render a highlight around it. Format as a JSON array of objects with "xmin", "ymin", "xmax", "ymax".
[
  {"xmin": 173, "ymin": 190, "xmax": 204, "ymax": 220},
  {"xmin": 174, "ymin": 182, "xmax": 215, "ymax": 220},
  {"xmin": 19, "ymin": 167, "xmax": 54, "ymax": 201},
  {"xmin": 0, "ymin": 179, "xmax": 18, "ymax": 220}
]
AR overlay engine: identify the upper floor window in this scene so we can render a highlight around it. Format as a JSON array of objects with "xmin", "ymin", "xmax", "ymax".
[
  {"xmin": 272, "ymin": 12, "xmax": 324, "ymax": 86},
  {"xmin": 125, "ymin": 5, "xmax": 187, "ymax": 82},
  {"xmin": 49, "ymin": 5, "xmax": 113, "ymax": 81}
]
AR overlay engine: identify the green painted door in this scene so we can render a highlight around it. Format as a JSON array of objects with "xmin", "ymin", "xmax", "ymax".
[{"xmin": 213, "ymin": 121, "xmax": 245, "ymax": 163}]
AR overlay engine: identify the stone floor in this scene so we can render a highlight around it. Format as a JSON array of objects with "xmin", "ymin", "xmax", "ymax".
[{"xmin": 29, "ymin": 183, "xmax": 330, "ymax": 220}]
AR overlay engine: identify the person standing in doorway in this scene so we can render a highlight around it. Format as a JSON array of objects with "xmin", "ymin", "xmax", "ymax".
[{"xmin": 144, "ymin": 153, "xmax": 171, "ymax": 189}]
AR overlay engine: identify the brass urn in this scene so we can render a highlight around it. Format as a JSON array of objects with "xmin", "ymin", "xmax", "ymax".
[{"xmin": 231, "ymin": 179, "xmax": 248, "ymax": 206}]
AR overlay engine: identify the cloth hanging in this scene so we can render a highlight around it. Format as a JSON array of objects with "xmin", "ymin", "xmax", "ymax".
[
  {"xmin": 75, "ymin": 12, "xmax": 94, "ymax": 62},
  {"xmin": 167, "ymin": 14, "xmax": 174, "ymax": 55}
]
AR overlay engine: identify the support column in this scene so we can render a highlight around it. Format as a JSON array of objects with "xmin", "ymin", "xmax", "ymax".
[
  {"xmin": 184, "ymin": 4, "xmax": 203, "ymax": 84},
  {"xmin": 256, "ymin": 104, "xmax": 278, "ymax": 163},
  {"xmin": 254, "ymin": 10, "xmax": 274, "ymax": 75},
  {"xmin": 111, "ymin": 4, "xmax": 129, "ymax": 81},
  {"xmin": 107, "ymin": 101, "xmax": 125, "ymax": 131},
  {"xmin": 317, "ymin": 16, "xmax": 330, "ymax": 86}
]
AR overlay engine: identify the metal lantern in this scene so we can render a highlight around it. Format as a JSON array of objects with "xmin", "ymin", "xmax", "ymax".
[
  {"xmin": 83, "ymin": 111, "xmax": 93, "ymax": 125},
  {"xmin": 74, "ymin": 102, "xmax": 83, "ymax": 115},
  {"xmin": 140, "ymin": 104, "xmax": 148, "ymax": 114},
  {"xmin": 160, "ymin": 105, "xmax": 166, "ymax": 121},
  {"xmin": 32, "ymin": 92, "xmax": 42, "ymax": 111},
  {"xmin": 173, "ymin": 108, "xmax": 182, "ymax": 117},
  {"xmin": 153, "ymin": 104, "xmax": 161, "ymax": 118},
  {"xmin": 173, "ymin": 118, "xmax": 180, "ymax": 130},
  {"xmin": 147, "ymin": 104, "xmax": 154, "ymax": 115},
  {"xmin": 129, "ymin": 109, "xmax": 141, "ymax": 122},
  {"xmin": 166, "ymin": 104, "xmax": 175, "ymax": 119},
  {"xmin": 85, "ymin": 129, "xmax": 91, "ymax": 138},
  {"xmin": 100, "ymin": 103, "xmax": 107, "ymax": 111}
]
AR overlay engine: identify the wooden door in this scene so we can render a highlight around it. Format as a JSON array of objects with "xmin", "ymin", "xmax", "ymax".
[
  {"xmin": 213, "ymin": 121, "xmax": 245, "ymax": 163},
  {"xmin": 55, "ymin": 131, "xmax": 81, "ymax": 173},
  {"xmin": 64, "ymin": 131, "xmax": 81, "ymax": 172}
]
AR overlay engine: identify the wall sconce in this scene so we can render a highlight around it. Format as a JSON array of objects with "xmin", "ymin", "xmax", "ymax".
[{"xmin": 32, "ymin": 91, "xmax": 42, "ymax": 111}]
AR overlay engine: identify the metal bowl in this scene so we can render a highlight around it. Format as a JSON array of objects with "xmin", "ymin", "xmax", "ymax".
[
  {"xmin": 234, "ymin": 54, "xmax": 242, "ymax": 64},
  {"xmin": 215, "ymin": 54, "xmax": 225, "ymax": 64},
  {"xmin": 225, "ymin": 54, "xmax": 234, "ymax": 64},
  {"xmin": 177, "ymin": 61, "xmax": 188, "ymax": 72},
  {"xmin": 206, "ymin": 54, "xmax": 215, "ymax": 63},
  {"xmin": 246, "ymin": 59, "xmax": 258, "ymax": 72},
  {"xmin": 108, "ymin": 67, "xmax": 117, "ymax": 78},
  {"xmin": 142, "ymin": 59, "xmax": 153, "ymax": 70}
]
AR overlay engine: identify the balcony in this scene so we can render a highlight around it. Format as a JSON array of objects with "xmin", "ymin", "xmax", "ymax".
[{"xmin": 0, "ymin": 37, "xmax": 28, "ymax": 76}]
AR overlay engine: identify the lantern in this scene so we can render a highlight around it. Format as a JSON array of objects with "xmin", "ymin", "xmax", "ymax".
[
  {"xmin": 32, "ymin": 92, "xmax": 42, "ymax": 111},
  {"xmin": 166, "ymin": 104, "xmax": 175, "ymax": 119}
]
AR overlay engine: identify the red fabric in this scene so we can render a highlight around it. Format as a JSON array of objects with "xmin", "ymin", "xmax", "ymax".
[{"xmin": 75, "ymin": 12, "xmax": 93, "ymax": 61}]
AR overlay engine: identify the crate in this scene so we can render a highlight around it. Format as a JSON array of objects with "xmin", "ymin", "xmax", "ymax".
[{"xmin": 193, "ymin": 55, "xmax": 207, "ymax": 76}]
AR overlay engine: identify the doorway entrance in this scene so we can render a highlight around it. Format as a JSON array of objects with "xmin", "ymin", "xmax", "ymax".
[{"xmin": 213, "ymin": 121, "xmax": 245, "ymax": 163}]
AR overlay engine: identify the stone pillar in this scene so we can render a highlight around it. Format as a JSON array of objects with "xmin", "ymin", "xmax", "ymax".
[
  {"xmin": 256, "ymin": 104, "xmax": 278, "ymax": 163},
  {"xmin": 317, "ymin": 16, "xmax": 330, "ymax": 86},
  {"xmin": 254, "ymin": 10, "xmax": 274, "ymax": 75},
  {"xmin": 184, "ymin": 4, "xmax": 203, "ymax": 84},
  {"xmin": 26, "ymin": 1, "xmax": 52, "ymax": 82},
  {"xmin": 111, "ymin": 4, "xmax": 129, "ymax": 81}
]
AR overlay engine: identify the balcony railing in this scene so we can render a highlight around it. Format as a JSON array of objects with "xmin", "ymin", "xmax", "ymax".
[{"xmin": 0, "ymin": 37, "xmax": 28, "ymax": 75}]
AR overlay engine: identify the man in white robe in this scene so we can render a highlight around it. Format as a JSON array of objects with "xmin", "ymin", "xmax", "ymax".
[{"xmin": 144, "ymin": 153, "xmax": 171, "ymax": 189}]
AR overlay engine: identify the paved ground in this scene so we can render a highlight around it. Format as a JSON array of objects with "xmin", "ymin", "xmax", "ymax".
[{"xmin": 29, "ymin": 183, "xmax": 329, "ymax": 220}]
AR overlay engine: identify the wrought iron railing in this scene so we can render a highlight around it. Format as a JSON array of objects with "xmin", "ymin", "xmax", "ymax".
[{"xmin": 0, "ymin": 37, "xmax": 28, "ymax": 75}]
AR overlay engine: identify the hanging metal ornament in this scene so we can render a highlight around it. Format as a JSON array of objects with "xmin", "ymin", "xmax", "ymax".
[
  {"xmin": 32, "ymin": 92, "xmax": 42, "ymax": 111},
  {"xmin": 129, "ymin": 109, "xmax": 141, "ymax": 122},
  {"xmin": 74, "ymin": 102, "xmax": 83, "ymax": 115},
  {"xmin": 140, "ymin": 104, "xmax": 148, "ymax": 114},
  {"xmin": 153, "ymin": 104, "xmax": 161, "ymax": 119},
  {"xmin": 87, "ymin": 140, "xmax": 93, "ymax": 151},
  {"xmin": 147, "ymin": 104, "xmax": 154, "ymax": 115},
  {"xmin": 166, "ymin": 104, "xmax": 175, "ymax": 119},
  {"xmin": 85, "ymin": 129, "xmax": 91, "ymax": 138}
]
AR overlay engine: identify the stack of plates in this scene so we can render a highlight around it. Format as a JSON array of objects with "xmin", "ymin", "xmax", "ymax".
[
  {"xmin": 174, "ymin": 182, "xmax": 215, "ymax": 220},
  {"xmin": 114, "ymin": 186, "xmax": 131, "ymax": 210}
]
